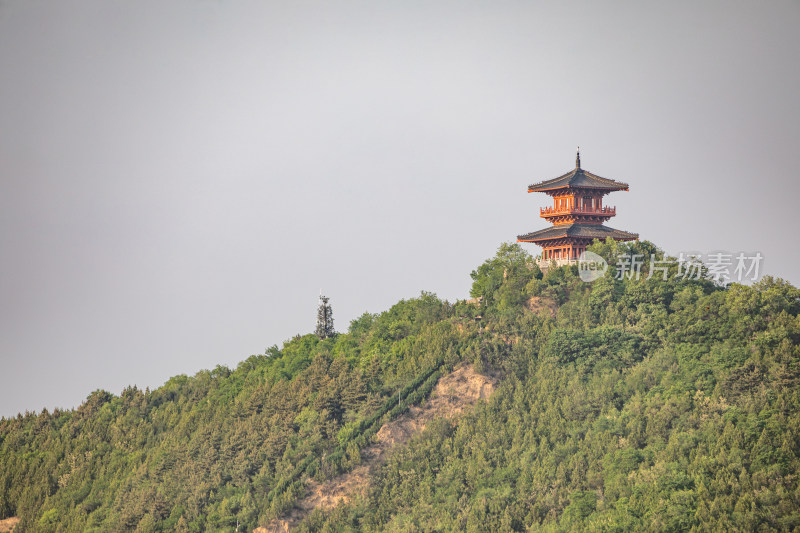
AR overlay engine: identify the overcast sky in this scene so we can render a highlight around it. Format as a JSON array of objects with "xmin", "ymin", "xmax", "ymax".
[{"xmin": 1, "ymin": 1, "xmax": 798, "ymax": 418}]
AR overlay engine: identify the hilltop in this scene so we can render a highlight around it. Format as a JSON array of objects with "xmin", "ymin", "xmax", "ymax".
[{"xmin": 1, "ymin": 239, "xmax": 799, "ymax": 532}]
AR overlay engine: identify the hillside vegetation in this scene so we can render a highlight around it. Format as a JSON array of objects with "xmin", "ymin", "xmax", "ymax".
[{"xmin": 2, "ymin": 239, "xmax": 799, "ymax": 532}]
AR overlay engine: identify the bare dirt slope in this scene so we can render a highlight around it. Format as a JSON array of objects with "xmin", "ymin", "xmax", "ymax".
[
  {"xmin": 0, "ymin": 517, "xmax": 19, "ymax": 532},
  {"xmin": 255, "ymin": 364, "xmax": 496, "ymax": 533},
  {"xmin": 526, "ymin": 296, "xmax": 557, "ymax": 317}
]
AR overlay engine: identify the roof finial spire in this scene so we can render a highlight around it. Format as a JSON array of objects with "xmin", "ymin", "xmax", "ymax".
[{"xmin": 576, "ymin": 146, "xmax": 581, "ymax": 169}]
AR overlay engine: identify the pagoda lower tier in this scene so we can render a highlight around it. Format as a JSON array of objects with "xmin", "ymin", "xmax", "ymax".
[{"xmin": 517, "ymin": 223, "xmax": 638, "ymax": 262}]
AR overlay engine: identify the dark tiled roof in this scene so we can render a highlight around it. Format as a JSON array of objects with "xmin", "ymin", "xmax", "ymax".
[
  {"xmin": 517, "ymin": 223, "xmax": 639, "ymax": 242},
  {"xmin": 528, "ymin": 168, "xmax": 629, "ymax": 192}
]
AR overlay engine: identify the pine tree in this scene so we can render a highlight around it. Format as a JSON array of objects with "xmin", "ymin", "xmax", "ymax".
[{"xmin": 315, "ymin": 295, "xmax": 335, "ymax": 339}]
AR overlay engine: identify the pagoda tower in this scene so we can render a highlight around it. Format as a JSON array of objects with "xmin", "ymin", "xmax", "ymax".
[{"xmin": 517, "ymin": 150, "xmax": 638, "ymax": 265}]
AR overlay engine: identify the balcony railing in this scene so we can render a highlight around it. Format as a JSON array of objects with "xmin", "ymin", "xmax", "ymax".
[
  {"xmin": 536, "ymin": 258, "xmax": 579, "ymax": 268},
  {"xmin": 540, "ymin": 206, "xmax": 616, "ymax": 216}
]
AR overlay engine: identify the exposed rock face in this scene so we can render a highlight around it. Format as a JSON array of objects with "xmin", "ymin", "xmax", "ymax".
[
  {"xmin": 255, "ymin": 364, "xmax": 496, "ymax": 533},
  {"xmin": 0, "ymin": 517, "xmax": 19, "ymax": 532},
  {"xmin": 526, "ymin": 296, "xmax": 557, "ymax": 317}
]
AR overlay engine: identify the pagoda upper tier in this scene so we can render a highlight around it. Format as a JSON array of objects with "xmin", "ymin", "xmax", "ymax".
[{"xmin": 526, "ymin": 151, "xmax": 632, "ymax": 225}]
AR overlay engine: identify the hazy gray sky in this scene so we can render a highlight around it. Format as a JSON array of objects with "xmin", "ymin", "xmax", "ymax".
[{"xmin": 1, "ymin": 1, "xmax": 798, "ymax": 417}]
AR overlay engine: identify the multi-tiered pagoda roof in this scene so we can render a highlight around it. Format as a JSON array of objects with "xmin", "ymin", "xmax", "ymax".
[
  {"xmin": 527, "ymin": 163, "xmax": 629, "ymax": 192},
  {"xmin": 518, "ymin": 150, "xmax": 638, "ymax": 264}
]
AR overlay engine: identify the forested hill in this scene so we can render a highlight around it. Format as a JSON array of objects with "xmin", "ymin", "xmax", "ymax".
[{"xmin": 2, "ymin": 239, "xmax": 800, "ymax": 532}]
